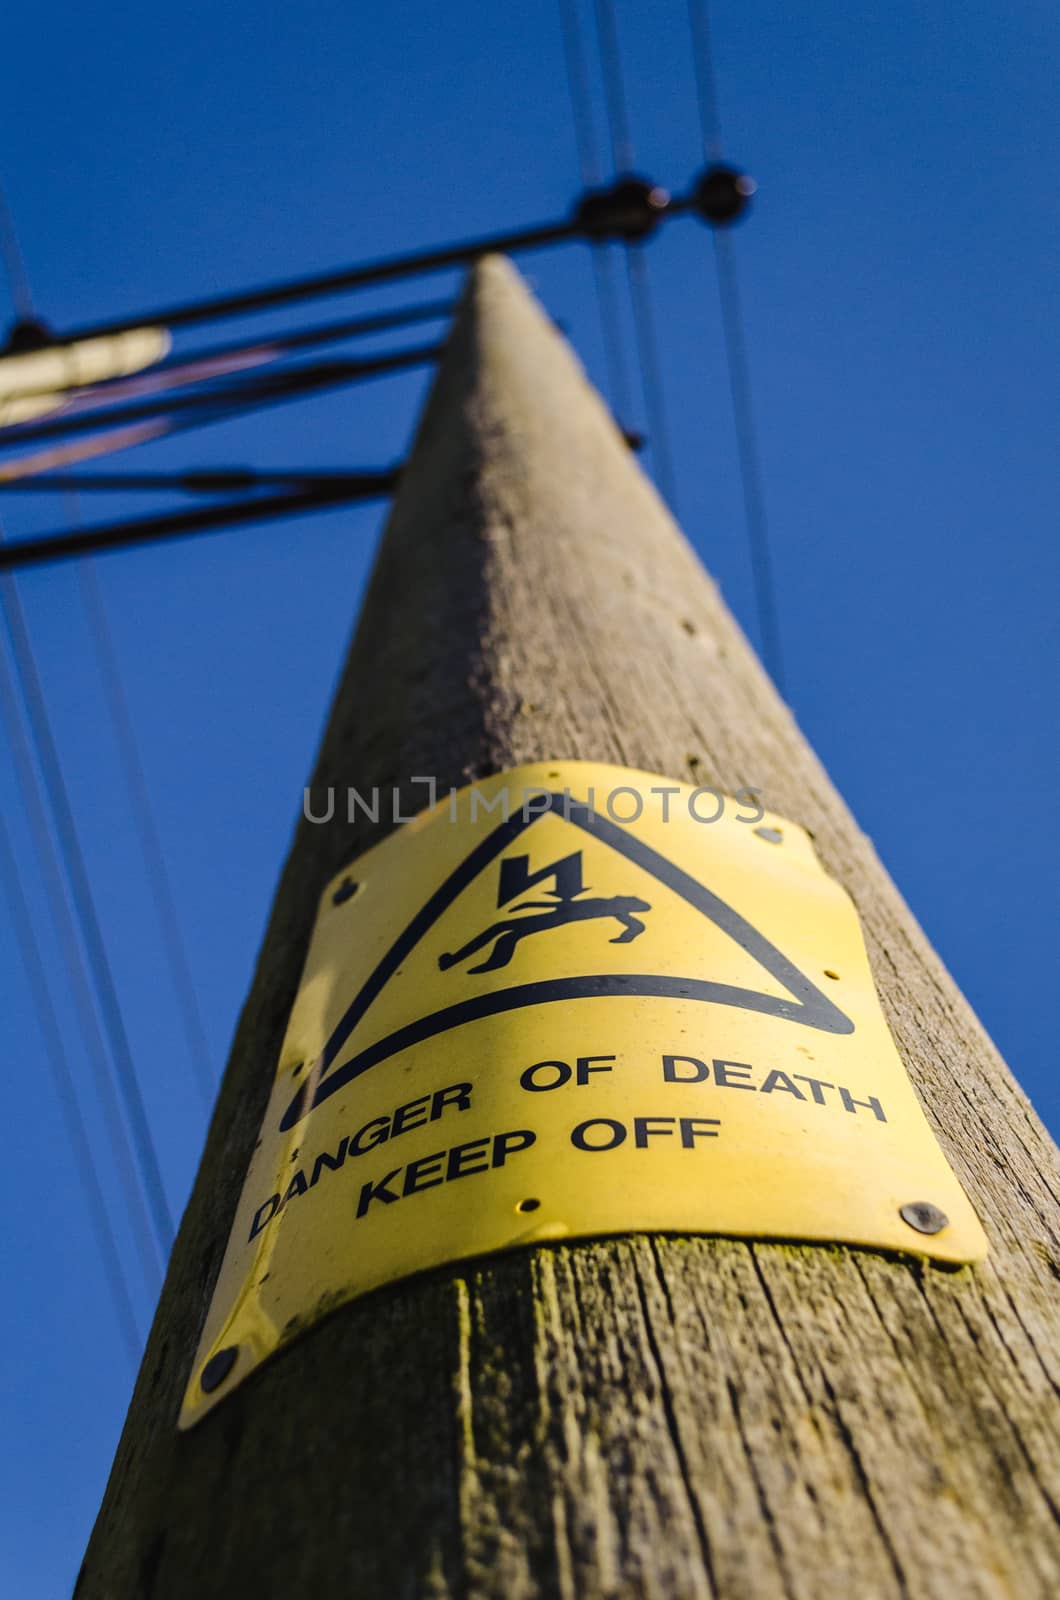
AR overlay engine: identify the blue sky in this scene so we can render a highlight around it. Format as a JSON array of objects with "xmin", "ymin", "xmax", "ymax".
[{"xmin": 1, "ymin": 2, "xmax": 1057, "ymax": 1593}]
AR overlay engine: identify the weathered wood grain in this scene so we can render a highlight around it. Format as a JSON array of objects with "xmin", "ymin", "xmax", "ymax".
[{"xmin": 78, "ymin": 257, "xmax": 1060, "ymax": 1599}]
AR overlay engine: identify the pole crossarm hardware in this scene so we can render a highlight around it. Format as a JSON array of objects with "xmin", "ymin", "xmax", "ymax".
[
  {"xmin": 0, "ymin": 471, "xmax": 400, "ymax": 572},
  {"xmin": 33, "ymin": 167, "xmax": 753, "ymax": 348},
  {"xmin": 0, "ymin": 466, "xmax": 391, "ymax": 494},
  {"xmin": 77, "ymin": 260, "xmax": 1060, "ymax": 1600}
]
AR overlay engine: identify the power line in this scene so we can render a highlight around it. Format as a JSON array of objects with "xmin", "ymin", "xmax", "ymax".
[
  {"xmin": 557, "ymin": 0, "xmax": 635, "ymax": 424},
  {"xmin": 0, "ymin": 195, "xmax": 195, "ymax": 1249},
  {"xmin": 0, "ymin": 420, "xmax": 184, "ymax": 483},
  {"xmin": 141, "ymin": 298, "xmax": 455, "ymax": 383},
  {"xmin": 0, "ymin": 810, "xmax": 141, "ymax": 1362},
  {"xmin": 0, "ymin": 473, "xmax": 398, "ymax": 572},
  {"xmin": 0, "ymin": 392, "xmax": 387, "ymax": 487},
  {"xmin": 712, "ymin": 232, "xmax": 784, "ymax": 684},
  {"xmin": 625, "ymin": 245, "xmax": 678, "ymax": 507},
  {"xmin": 0, "ymin": 167, "xmax": 754, "ymax": 365},
  {"xmin": 686, "ymin": 0, "xmax": 784, "ymax": 686},
  {"xmin": 39, "ymin": 173, "xmax": 727, "ymax": 348},
  {"xmin": 3, "ymin": 187, "xmax": 320, "ymax": 1159},
  {"xmin": 50, "ymin": 216, "xmax": 584, "ymax": 344},
  {"xmin": 0, "ymin": 622, "xmax": 161, "ymax": 1293},
  {"xmin": 557, "ymin": 0, "xmax": 602, "ymax": 187},
  {"xmin": 0, "ymin": 345, "xmax": 429, "ymax": 480},
  {"xmin": 76, "ymin": 547, "xmax": 217, "ymax": 1110},
  {"xmin": 0, "ymin": 343, "xmax": 443, "ymax": 450},
  {"xmin": 589, "ymin": 250, "xmax": 634, "ymax": 424},
  {"xmin": 0, "ymin": 298, "xmax": 456, "ymax": 413},
  {"xmin": 0, "ymin": 466, "xmax": 398, "ymax": 494},
  {"xmin": 687, "ymin": 0, "xmax": 724, "ymax": 160},
  {"xmin": 0, "ymin": 566, "xmax": 174, "ymax": 1252},
  {"xmin": 0, "ymin": 186, "xmax": 34, "ymax": 322},
  {"xmin": 591, "ymin": 0, "xmax": 635, "ymax": 174},
  {"xmin": 590, "ymin": 0, "xmax": 679, "ymax": 506}
]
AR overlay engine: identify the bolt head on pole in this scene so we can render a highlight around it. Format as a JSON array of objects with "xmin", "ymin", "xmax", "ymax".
[
  {"xmin": 899, "ymin": 1201, "xmax": 950, "ymax": 1236},
  {"xmin": 693, "ymin": 164, "xmax": 756, "ymax": 226},
  {"xmin": 574, "ymin": 176, "xmax": 671, "ymax": 243},
  {"xmin": 200, "ymin": 1346, "xmax": 239, "ymax": 1393}
]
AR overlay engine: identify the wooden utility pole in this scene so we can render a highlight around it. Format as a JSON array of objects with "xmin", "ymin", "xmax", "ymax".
[{"xmin": 79, "ymin": 258, "xmax": 1059, "ymax": 1599}]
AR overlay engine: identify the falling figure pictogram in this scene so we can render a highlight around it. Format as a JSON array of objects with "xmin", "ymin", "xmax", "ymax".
[{"xmin": 438, "ymin": 889, "xmax": 651, "ymax": 974}]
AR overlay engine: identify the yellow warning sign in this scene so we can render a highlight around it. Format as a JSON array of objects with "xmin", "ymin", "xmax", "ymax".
[{"xmin": 181, "ymin": 762, "xmax": 987, "ymax": 1425}]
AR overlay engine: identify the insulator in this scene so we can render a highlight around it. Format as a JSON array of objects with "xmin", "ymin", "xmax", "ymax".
[
  {"xmin": 693, "ymin": 165, "xmax": 756, "ymax": 227},
  {"xmin": 574, "ymin": 177, "xmax": 671, "ymax": 243}
]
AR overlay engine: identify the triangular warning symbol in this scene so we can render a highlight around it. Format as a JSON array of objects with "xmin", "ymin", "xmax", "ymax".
[{"xmin": 280, "ymin": 793, "xmax": 853, "ymax": 1130}]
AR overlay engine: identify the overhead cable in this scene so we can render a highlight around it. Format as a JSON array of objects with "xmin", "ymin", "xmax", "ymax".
[
  {"xmin": 0, "ymin": 566, "xmax": 174, "ymax": 1252},
  {"xmin": 591, "ymin": 0, "xmax": 679, "ymax": 506},
  {"xmin": 77, "ymin": 548, "xmax": 217, "ymax": 1109},
  {"xmin": 32, "ymin": 170, "xmax": 756, "ymax": 348},
  {"xmin": 0, "ymin": 811, "xmax": 142, "ymax": 1361},
  {"xmin": 557, "ymin": 0, "xmax": 635, "ymax": 424},
  {"xmin": 0, "ymin": 473, "xmax": 399, "ymax": 573},
  {"xmin": 686, "ymin": 0, "xmax": 784, "ymax": 686},
  {"xmin": 0, "ymin": 343, "xmax": 443, "ymax": 450},
  {"xmin": 0, "ymin": 618, "xmax": 162, "ymax": 1292}
]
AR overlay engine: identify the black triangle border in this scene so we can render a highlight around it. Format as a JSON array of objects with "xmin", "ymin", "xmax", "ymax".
[{"xmin": 279, "ymin": 794, "xmax": 854, "ymax": 1130}]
